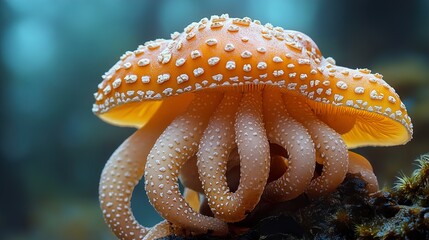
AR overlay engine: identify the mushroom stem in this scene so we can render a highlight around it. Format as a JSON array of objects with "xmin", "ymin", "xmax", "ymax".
[
  {"xmin": 144, "ymin": 93, "xmax": 228, "ymax": 235},
  {"xmin": 262, "ymin": 88, "xmax": 315, "ymax": 201},
  {"xmin": 347, "ymin": 151, "xmax": 379, "ymax": 193},
  {"xmin": 198, "ymin": 91, "xmax": 270, "ymax": 222},
  {"xmin": 284, "ymin": 96, "xmax": 348, "ymax": 198},
  {"xmin": 99, "ymin": 107, "xmax": 174, "ymax": 240}
]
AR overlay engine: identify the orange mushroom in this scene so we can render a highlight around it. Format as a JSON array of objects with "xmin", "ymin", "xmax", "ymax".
[{"xmin": 93, "ymin": 14, "xmax": 412, "ymax": 239}]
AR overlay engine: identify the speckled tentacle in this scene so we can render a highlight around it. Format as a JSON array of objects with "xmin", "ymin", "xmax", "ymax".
[
  {"xmin": 197, "ymin": 92, "xmax": 241, "ymax": 221},
  {"xmin": 99, "ymin": 114, "xmax": 172, "ymax": 240},
  {"xmin": 347, "ymin": 151, "xmax": 379, "ymax": 193},
  {"xmin": 198, "ymin": 91, "xmax": 270, "ymax": 222},
  {"xmin": 143, "ymin": 220, "xmax": 184, "ymax": 240},
  {"xmin": 262, "ymin": 88, "xmax": 315, "ymax": 201},
  {"xmin": 284, "ymin": 96, "xmax": 348, "ymax": 198},
  {"xmin": 144, "ymin": 93, "xmax": 228, "ymax": 235}
]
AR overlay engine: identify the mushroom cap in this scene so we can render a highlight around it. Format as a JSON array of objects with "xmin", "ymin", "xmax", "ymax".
[{"xmin": 92, "ymin": 14, "xmax": 412, "ymax": 148}]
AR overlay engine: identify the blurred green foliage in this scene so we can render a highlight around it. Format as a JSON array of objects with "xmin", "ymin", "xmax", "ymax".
[{"xmin": 0, "ymin": 0, "xmax": 427, "ymax": 239}]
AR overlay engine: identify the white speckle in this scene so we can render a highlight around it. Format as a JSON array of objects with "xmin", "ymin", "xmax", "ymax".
[
  {"xmin": 193, "ymin": 67, "xmax": 204, "ymax": 77},
  {"xmin": 158, "ymin": 53, "xmax": 172, "ymax": 64},
  {"xmin": 369, "ymin": 77, "xmax": 377, "ymax": 83},
  {"xmin": 256, "ymin": 47, "xmax": 266, "ymax": 53},
  {"xmin": 396, "ymin": 110, "xmax": 402, "ymax": 116},
  {"xmin": 224, "ymin": 43, "xmax": 235, "ymax": 52},
  {"xmin": 157, "ymin": 74, "xmax": 170, "ymax": 84},
  {"xmin": 226, "ymin": 61, "xmax": 236, "ymax": 70},
  {"xmin": 127, "ymin": 90, "xmax": 135, "ymax": 96},
  {"xmin": 177, "ymin": 74, "xmax": 189, "ymax": 84},
  {"xmin": 354, "ymin": 87, "xmax": 365, "ymax": 94},
  {"xmin": 147, "ymin": 42, "xmax": 160, "ymax": 50},
  {"xmin": 212, "ymin": 74, "xmax": 223, "ymax": 81},
  {"xmin": 123, "ymin": 62, "xmax": 132, "ymax": 69},
  {"xmin": 273, "ymin": 56, "xmax": 283, "ymax": 63},
  {"xmin": 210, "ymin": 21, "xmax": 224, "ymax": 29},
  {"xmin": 289, "ymin": 73, "xmax": 297, "ymax": 78},
  {"xmin": 186, "ymin": 32, "xmax": 196, "ymax": 40},
  {"xmin": 227, "ymin": 25, "xmax": 239, "ymax": 32},
  {"xmin": 162, "ymin": 88, "xmax": 173, "ymax": 96},
  {"xmin": 287, "ymin": 63, "xmax": 295, "ymax": 68},
  {"xmin": 336, "ymin": 81, "xmax": 348, "ymax": 90},
  {"xmin": 353, "ymin": 73, "xmax": 363, "ymax": 80},
  {"xmin": 326, "ymin": 57, "xmax": 336, "ymax": 65},
  {"xmin": 191, "ymin": 50, "xmax": 202, "ymax": 59},
  {"xmin": 388, "ymin": 96, "xmax": 397, "ymax": 104},
  {"xmin": 273, "ymin": 70, "xmax": 284, "ymax": 77},
  {"xmin": 175, "ymin": 58, "xmax": 186, "ymax": 67},
  {"xmin": 316, "ymin": 88, "xmax": 323, "ymax": 95},
  {"xmin": 243, "ymin": 64, "xmax": 251, "ymax": 72},
  {"xmin": 334, "ymin": 94, "xmax": 344, "ymax": 102},
  {"xmin": 322, "ymin": 80, "xmax": 330, "ymax": 86},
  {"xmin": 374, "ymin": 106, "xmax": 382, "ymax": 113},
  {"xmin": 346, "ymin": 100, "xmax": 353, "ymax": 106},
  {"xmin": 298, "ymin": 58, "xmax": 310, "ymax": 65},
  {"xmin": 124, "ymin": 74, "xmax": 137, "ymax": 84},
  {"xmin": 208, "ymin": 57, "xmax": 220, "ymax": 66},
  {"xmin": 370, "ymin": 89, "xmax": 384, "ymax": 100},
  {"xmin": 138, "ymin": 58, "xmax": 150, "ymax": 67},
  {"xmin": 141, "ymin": 76, "xmax": 150, "ymax": 83},
  {"xmin": 299, "ymin": 74, "xmax": 307, "ymax": 80},
  {"xmin": 257, "ymin": 62, "xmax": 267, "ymax": 70},
  {"xmin": 103, "ymin": 85, "xmax": 111, "ymax": 95},
  {"xmin": 385, "ymin": 107, "xmax": 392, "ymax": 114},
  {"xmin": 325, "ymin": 88, "xmax": 332, "ymax": 95},
  {"xmin": 229, "ymin": 76, "xmax": 239, "ymax": 82},
  {"xmin": 112, "ymin": 78, "xmax": 122, "ymax": 89},
  {"xmin": 241, "ymin": 36, "xmax": 249, "ymax": 42},
  {"xmin": 195, "ymin": 82, "xmax": 203, "ymax": 89},
  {"xmin": 287, "ymin": 83, "xmax": 297, "ymax": 90},
  {"xmin": 170, "ymin": 31, "xmax": 180, "ymax": 40},
  {"xmin": 241, "ymin": 50, "xmax": 252, "ymax": 58},
  {"xmin": 262, "ymin": 33, "xmax": 272, "ymax": 40},
  {"xmin": 205, "ymin": 38, "xmax": 218, "ymax": 46}
]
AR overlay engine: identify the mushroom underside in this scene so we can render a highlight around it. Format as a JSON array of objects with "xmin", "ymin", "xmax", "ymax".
[{"xmin": 99, "ymin": 88, "xmax": 379, "ymax": 239}]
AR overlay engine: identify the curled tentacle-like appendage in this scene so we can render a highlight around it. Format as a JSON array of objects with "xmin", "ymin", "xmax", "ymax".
[
  {"xmin": 347, "ymin": 151, "xmax": 379, "ymax": 193},
  {"xmin": 198, "ymin": 91, "xmax": 270, "ymax": 222},
  {"xmin": 99, "ymin": 129, "xmax": 149, "ymax": 240},
  {"xmin": 262, "ymin": 88, "xmax": 316, "ymax": 201},
  {"xmin": 99, "ymin": 111, "xmax": 174, "ymax": 240},
  {"xmin": 284, "ymin": 96, "xmax": 349, "ymax": 198},
  {"xmin": 144, "ymin": 93, "xmax": 228, "ymax": 235}
]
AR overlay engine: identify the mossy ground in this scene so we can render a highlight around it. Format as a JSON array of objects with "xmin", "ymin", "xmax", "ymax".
[{"xmin": 161, "ymin": 154, "xmax": 429, "ymax": 240}]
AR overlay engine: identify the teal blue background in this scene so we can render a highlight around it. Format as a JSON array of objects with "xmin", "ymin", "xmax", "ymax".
[{"xmin": 1, "ymin": 0, "xmax": 428, "ymax": 239}]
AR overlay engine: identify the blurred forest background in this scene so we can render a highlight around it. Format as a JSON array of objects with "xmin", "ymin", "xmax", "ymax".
[{"xmin": 0, "ymin": 0, "xmax": 428, "ymax": 239}]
